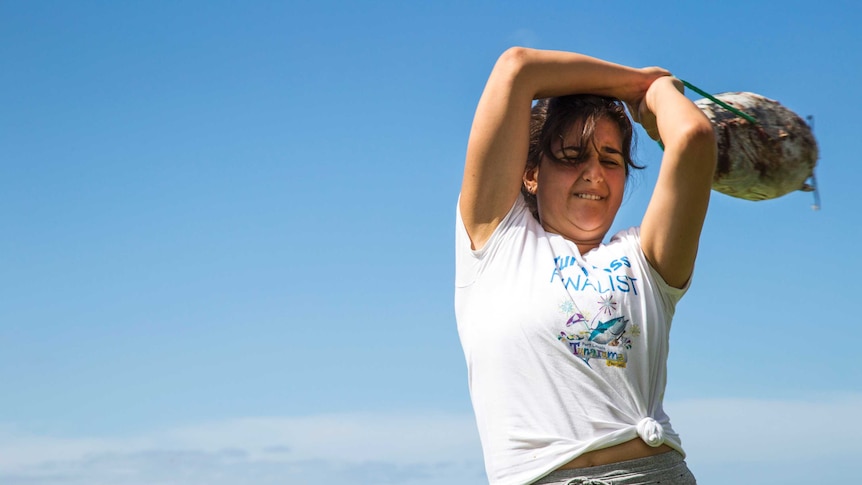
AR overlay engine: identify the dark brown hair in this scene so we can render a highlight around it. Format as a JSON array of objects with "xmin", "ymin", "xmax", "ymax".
[{"xmin": 522, "ymin": 94, "xmax": 644, "ymax": 221}]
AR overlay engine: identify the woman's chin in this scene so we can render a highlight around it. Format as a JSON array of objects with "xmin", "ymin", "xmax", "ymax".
[
  {"xmin": 550, "ymin": 222, "xmax": 608, "ymax": 244},
  {"xmin": 567, "ymin": 214, "xmax": 611, "ymax": 235},
  {"xmin": 539, "ymin": 211, "xmax": 611, "ymax": 240}
]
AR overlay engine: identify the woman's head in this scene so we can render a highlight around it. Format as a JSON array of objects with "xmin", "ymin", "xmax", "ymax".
[{"xmin": 522, "ymin": 95, "xmax": 643, "ymax": 224}]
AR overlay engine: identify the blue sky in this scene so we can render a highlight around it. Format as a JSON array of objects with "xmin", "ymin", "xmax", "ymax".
[{"xmin": 1, "ymin": 1, "xmax": 860, "ymax": 484}]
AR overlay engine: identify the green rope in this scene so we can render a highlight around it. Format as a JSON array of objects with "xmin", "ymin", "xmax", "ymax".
[
  {"xmin": 654, "ymin": 79, "xmax": 759, "ymax": 151},
  {"xmin": 681, "ymin": 79, "xmax": 759, "ymax": 125}
]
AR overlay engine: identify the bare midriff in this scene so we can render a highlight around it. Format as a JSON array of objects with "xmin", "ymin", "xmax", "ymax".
[{"xmin": 557, "ymin": 439, "xmax": 675, "ymax": 470}]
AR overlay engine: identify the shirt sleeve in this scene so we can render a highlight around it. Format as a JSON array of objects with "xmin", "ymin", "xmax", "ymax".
[
  {"xmin": 454, "ymin": 194, "xmax": 528, "ymax": 288},
  {"xmin": 612, "ymin": 226, "xmax": 690, "ymax": 310}
]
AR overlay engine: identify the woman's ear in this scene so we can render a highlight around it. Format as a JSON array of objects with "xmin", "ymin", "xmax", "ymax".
[{"xmin": 523, "ymin": 166, "xmax": 539, "ymax": 194}]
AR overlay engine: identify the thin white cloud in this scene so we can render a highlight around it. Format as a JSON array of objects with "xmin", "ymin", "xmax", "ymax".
[
  {"xmin": 669, "ymin": 393, "xmax": 862, "ymax": 464},
  {"xmin": 1, "ymin": 395, "xmax": 859, "ymax": 484},
  {"xmin": 0, "ymin": 413, "xmax": 485, "ymax": 485}
]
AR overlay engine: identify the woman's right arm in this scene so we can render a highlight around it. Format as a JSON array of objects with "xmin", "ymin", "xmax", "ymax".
[{"xmin": 460, "ymin": 47, "xmax": 668, "ymax": 250}]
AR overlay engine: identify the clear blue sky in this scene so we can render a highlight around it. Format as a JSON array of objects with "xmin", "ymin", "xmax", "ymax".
[{"xmin": 1, "ymin": 1, "xmax": 860, "ymax": 484}]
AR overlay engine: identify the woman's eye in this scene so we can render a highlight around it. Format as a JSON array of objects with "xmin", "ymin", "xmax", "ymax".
[{"xmin": 602, "ymin": 159, "xmax": 622, "ymax": 167}]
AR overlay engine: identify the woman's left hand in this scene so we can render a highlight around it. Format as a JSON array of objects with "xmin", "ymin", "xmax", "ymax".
[
  {"xmin": 639, "ymin": 75, "xmax": 716, "ymax": 289},
  {"xmin": 628, "ymin": 77, "xmax": 684, "ymax": 142}
]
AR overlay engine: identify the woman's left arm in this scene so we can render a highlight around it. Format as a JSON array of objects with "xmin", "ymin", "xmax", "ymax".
[{"xmin": 639, "ymin": 77, "xmax": 717, "ymax": 289}]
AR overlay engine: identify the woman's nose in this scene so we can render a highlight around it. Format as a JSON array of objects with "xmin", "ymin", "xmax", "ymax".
[{"xmin": 581, "ymin": 158, "xmax": 604, "ymax": 183}]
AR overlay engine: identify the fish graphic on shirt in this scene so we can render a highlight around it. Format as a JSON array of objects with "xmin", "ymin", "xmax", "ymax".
[{"xmin": 588, "ymin": 316, "xmax": 629, "ymax": 344}]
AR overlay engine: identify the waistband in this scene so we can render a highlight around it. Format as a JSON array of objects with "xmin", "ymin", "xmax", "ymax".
[{"xmin": 532, "ymin": 450, "xmax": 692, "ymax": 485}]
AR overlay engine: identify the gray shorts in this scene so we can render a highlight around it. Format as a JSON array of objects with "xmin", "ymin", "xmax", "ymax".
[{"xmin": 532, "ymin": 450, "xmax": 696, "ymax": 485}]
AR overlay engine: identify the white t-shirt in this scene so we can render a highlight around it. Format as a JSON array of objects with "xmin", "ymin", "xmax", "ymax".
[{"xmin": 455, "ymin": 196, "xmax": 688, "ymax": 485}]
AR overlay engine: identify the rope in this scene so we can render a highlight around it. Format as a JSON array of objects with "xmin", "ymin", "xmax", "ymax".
[
  {"xmin": 681, "ymin": 79, "xmax": 759, "ymax": 125},
  {"xmin": 653, "ymin": 79, "xmax": 759, "ymax": 152}
]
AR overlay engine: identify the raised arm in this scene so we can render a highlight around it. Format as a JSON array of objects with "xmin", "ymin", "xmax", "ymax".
[
  {"xmin": 639, "ymin": 77, "xmax": 718, "ymax": 288},
  {"xmin": 461, "ymin": 47, "xmax": 668, "ymax": 250}
]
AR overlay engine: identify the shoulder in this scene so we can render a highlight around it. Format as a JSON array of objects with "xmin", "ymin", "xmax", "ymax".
[
  {"xmin": 455, "ymin": 195, "xmax": 538, "ymax": 288},
  {"xmin": 609, "ymin": 226, "xmax": 641, "ymax": 243},
  {"xmin": 603, "ymin": 225, "xmax": 690, "ymax": 301},
  {"xmin": 457, "ymin": 194, "xmax": 535, "ymax": 253},
  {"xmin": 603, "ymin": 226, "xmax": 642, "ymax": 254}
]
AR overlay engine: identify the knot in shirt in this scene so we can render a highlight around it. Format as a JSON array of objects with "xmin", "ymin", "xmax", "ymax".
[{"xmin": 636, "ymin": 417, "xmax": 665, "ymax": 447}]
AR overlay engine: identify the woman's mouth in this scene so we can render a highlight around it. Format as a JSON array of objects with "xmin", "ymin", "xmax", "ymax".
[{"xmin": 575, "ymin": 193, "xmax": 603, "ymax": 201}]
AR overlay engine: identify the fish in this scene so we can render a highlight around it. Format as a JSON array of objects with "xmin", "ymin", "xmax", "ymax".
[
  {"xmin": 588, "ymin": 316, "xmax": 628, "ymax": 344},
  {"xmin": 694, "ymin": 91, "xmax": 818, "ymax": 201}
]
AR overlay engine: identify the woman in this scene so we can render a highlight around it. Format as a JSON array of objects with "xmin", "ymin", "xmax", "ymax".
[{"xmin": 455, "ymin": 48, "xmax": 717, "ymax": 485}]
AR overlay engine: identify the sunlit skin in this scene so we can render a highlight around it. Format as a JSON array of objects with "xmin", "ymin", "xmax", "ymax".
[{"xmin": 524, "ymin": 118, "xmax": 626, "ymax": 254}]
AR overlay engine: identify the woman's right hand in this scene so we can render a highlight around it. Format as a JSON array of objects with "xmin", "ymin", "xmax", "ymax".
[{"xmin": 620, "ymin": 67, "xmax": 672, "ymax": 108}]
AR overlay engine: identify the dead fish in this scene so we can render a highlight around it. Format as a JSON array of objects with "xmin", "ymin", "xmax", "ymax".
[{"xmin": 695, "ymin": 92, "xmax": 818, "ymax": 201}]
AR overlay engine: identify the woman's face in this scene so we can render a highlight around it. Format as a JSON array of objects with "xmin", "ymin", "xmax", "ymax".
[{"xmin": 528, "ymin": 118, "xmax": 627, "ymax": 246}]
